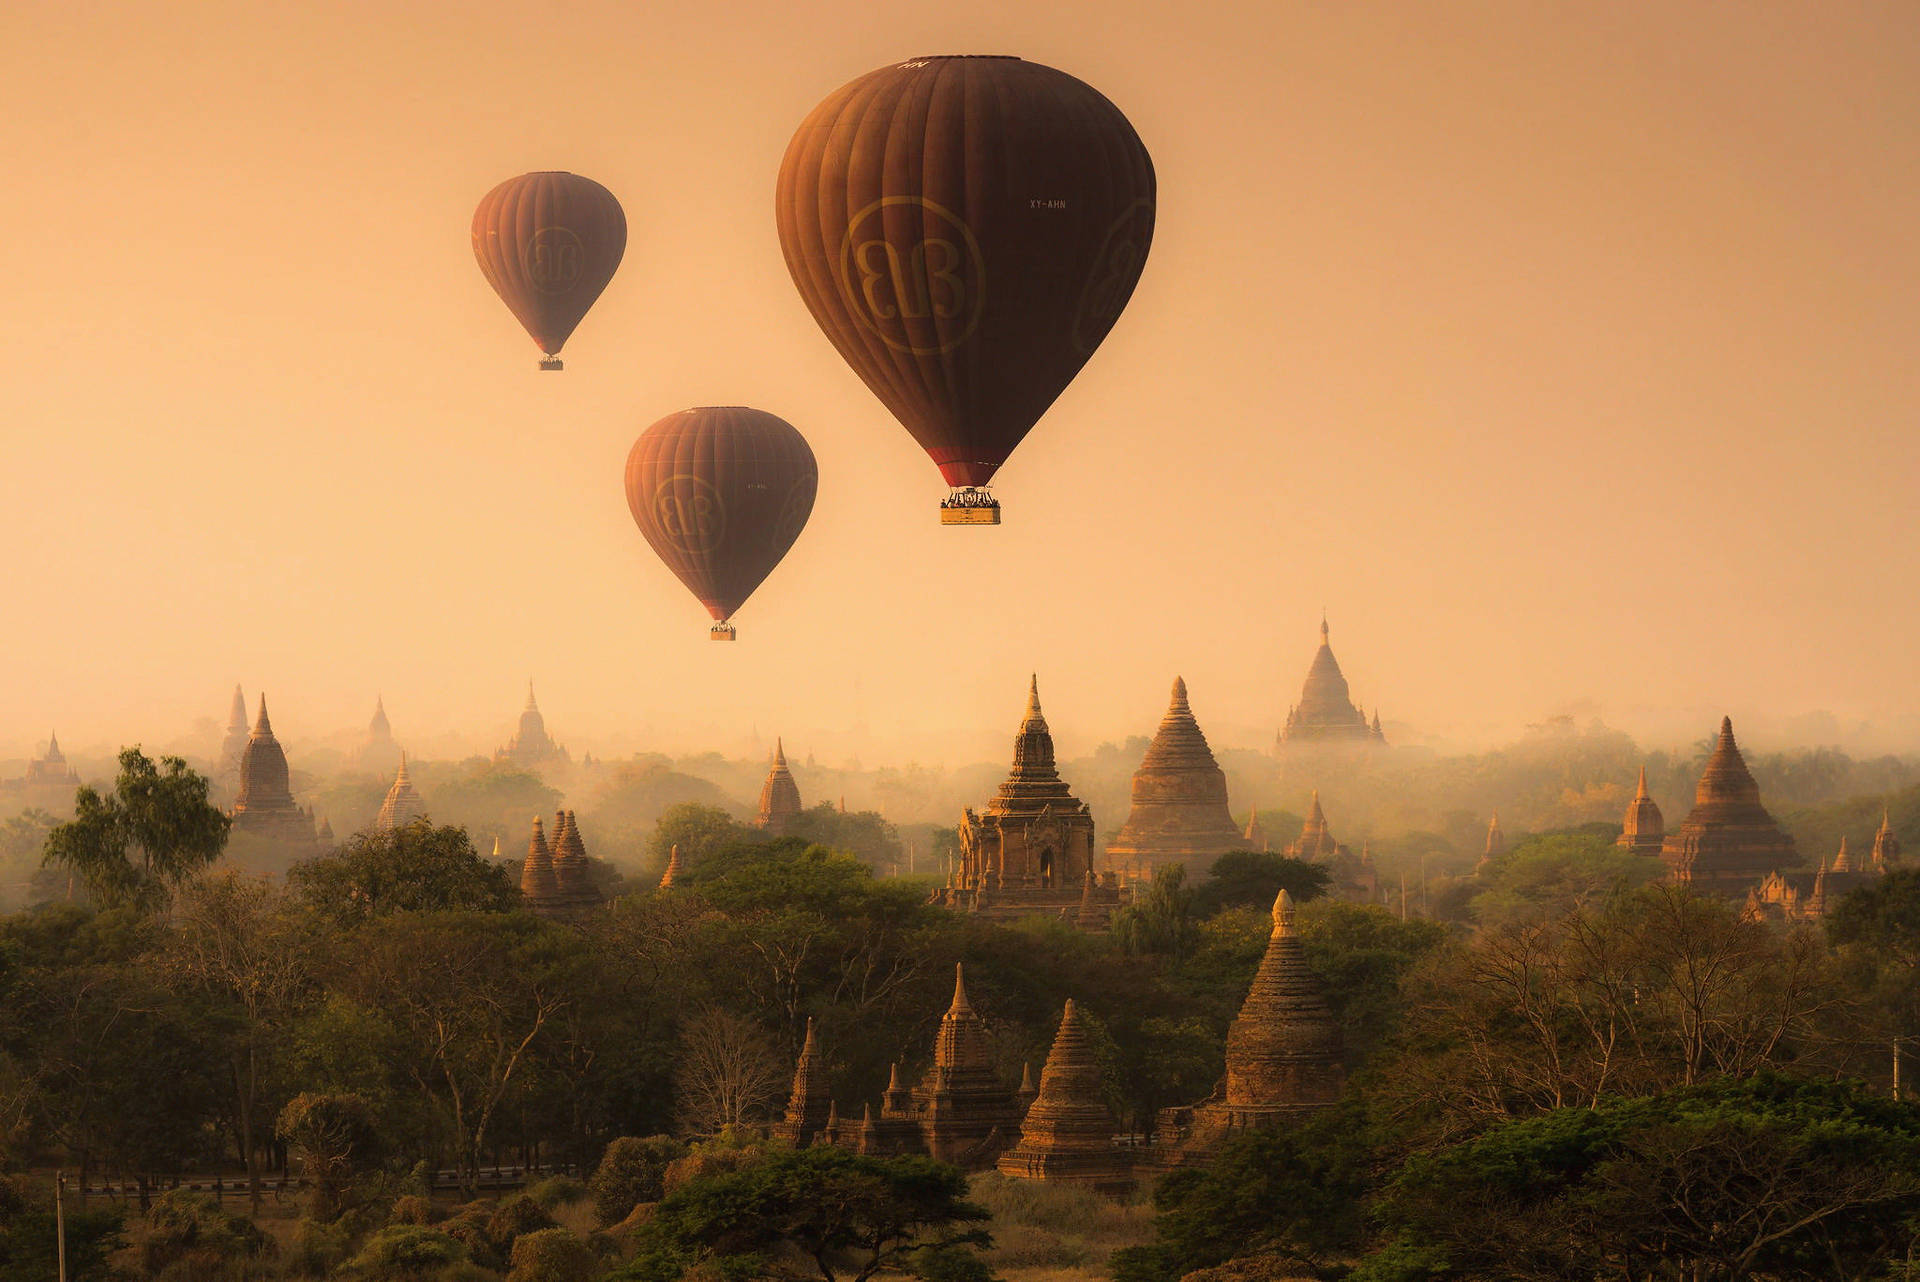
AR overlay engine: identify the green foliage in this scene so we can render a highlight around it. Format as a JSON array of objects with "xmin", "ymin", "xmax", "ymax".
[
  {"xmin": 0, "ymin": 810, "xmax": 57, "ymax": 911},
  {"xmin": 527, "ymin": 1174, "xmax": 586, "ymax": 1210},
  {"xmin": 283, "ymin": 1216, "xmax": 352, "ymax": 1278},
  {"xmin": 429, "ymin": 760, "xmax": 563, "ymax": 846},
  {"xmin": 1828, "ymin": 866, "xmax": 1920, "ymax": 969},
  {"xmin": 642, "ymin": 1145, "xmax": 991, "ymax": 1282},
  {"xmin": 644, "ymin": 804, "xmax": 760, "ymax": 883},
  {"xmin": 1112, "ymin": 864, "xmax": 1200, "ymax": 959},
  {"xmin": 786, "ymin": 801, "xmax": 905, "ymax": 871},
  {"xmin": 1111, "ymin": 1117, "xmax": 1368, "ymax": 1282},
  {"xmin": 277, "ymin": 1091, "xmax": 379, "ymax": 1220},
  {"xmin": 288, "ymin": 820, "xmax": 519, "ymax": 925},
  {"xmin": 0, "ymin": 1176, "xmax": 124, "ymax": 1282},
  {"xmin": 41, "ymin": 748, "xmax": 228, "ymax": 910},
  {"xmin": 1365, "ymin": 1073, "xmax": 1920, "ymax": 1281},
  {"xmin": 1470, "ymin": 830, "xmax": 1661, "ymax": 925},
  {"xmin": 506, "ymin": 1227, "xmax": 599, "ymax": 1282},
  {"xmin": 486, "ymin": 1194, "xmax": 557, "ymax": 1254},
  {"xmin": 1294, "ymin": 899, "xmax": 1449, "ymax": 1061},
  {"xmin": 140, "ymin": 1188, "xmax": 273, "ymax": 1278},
  {"xmin": 1191, "ymin": 850, "xmax": 1331, "ymax": 916},
  {"xmin": 590, "ymin": 1135, "xmax": 686, "ymax": 1225},
  {"xmin": 343, "ymin": 1223, "xmax": 470, "ymax": 1279}
]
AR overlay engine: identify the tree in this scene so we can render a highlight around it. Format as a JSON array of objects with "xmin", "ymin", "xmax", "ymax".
[
  {"xmin": 41, "ymin": 748, "xmax": 228, "ymax": 910},
  {"xmin": 288, "ymin": 820, "xmax": 518, "ymax": 925},
  {"xmin": 786, "ymin": 803, "xmax": 905, "ymax": 872},
  {"xmin": 645, "ymin": 804, "xmax": 760, "ymax": 883},
  {"xmin": 168, "ymin": 872, "xmax": 314, "ymax": 1214},
  {"xmin": 276, "ymin": 1092, "xmax": 379, "ymax": 1221},
  {"xmin": 1361, "ymin": 1074, "xmax": 1920, "ymax": 1282},
  {"xmin": 1111, "ymin": 1117, "xmax": 1369, "ymax": 1282},
  {"xmin": 1112, "ymin": 864, "xmax": 1200, "ymax": 959},
  {"xmin": 333, "ymin": 912, "xmax": 580, "ymax": 1191},
  {"xmin": 590, "ymin": 1135, "xmax": 687, "ymax": 1226},
  {"xmin": 1470, "ymin": 831, "xmax": 1662, "ymax": 926},
  {"xmin": 1191, "ymin": 850, "xmax": 1331, "ymax": 917},
  {"xmin": 673, "ymin": 1008, "xmax": 786, "ymax": 1138},
  {"xmin": 507, "ymin": 1227, "xmax": 599, "ymax": 1282},
  {"xmin": 0, "ymin": 811, "xmax": 57, "ymax": 910},
  {"xmin": 0, "ymin": 1175, "xmax": 124, "ymax": 1282},
  {"xmin": 639, "ymin": 1146, "xmax": 991, "ymax": 1282}
]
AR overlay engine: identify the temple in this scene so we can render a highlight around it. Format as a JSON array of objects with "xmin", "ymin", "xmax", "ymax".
[
  {"xmin": 756, "ymin": 739, "xmax": 803, "ymax": 834},
  {"xmin": 1104, "ymin": 678, "xmax": 1249, "ymax": 882},
  {"xmin": 496, "ymin": 681, "xmax": 568, "ymax": 768},
  {"xmin": 1148, "ymin": 890, "xmax": 1344, "ymax": 1168},
  {"xmin": 1276, "ymin": 618, "xmax": 1387, "ymax": 749},
  {"xmin": 934, "ymin": 677, "xmax": 1118, "ymax": 924},
  {"xmin": 771, "ymin": 1019, "xmax": 834, "ymax": 1148},
  {"xmin": 374, "ymin": 754, "xmax": 426, "ymax": 831},
  {"xmin": 996, "ymin": 999, "xmax": 1131, "ymax": 1193},
  {"xmin": 21, "ymin": 732, "xmax": 79, "ymax": 788},
  {"xmin": 230, "ymin": 696, "xmax": 318, "ymax": 844},
  {"xmin": 1243, "ymin": 809, "xmax": 1268, "ymax": 852},
  {"xmin": 1746, "ymin": 812, "xmax": 1902, "ymax": 924},
  {"xmin": 357, "ymin": 695, "xmax": 402, "ymax": 773},
  {"xmin": 658, "ymin": 842, "xmax": 685, "ymax": 889},
  {"xmin": 548, "ymin": 809, "xmax": 603, "ymax": 915},
  {"xmin": 1475, "ymin": 811, "xmax": 1506, "ymax": 874},
  {"xmin": 218, "ymin": 685, "xmax": 250, "ymax": 781},
  {"xmin": 1617, "ymin": 766, "xmax": 1664, "ymax": 856},
  {"xmin": 1874, "ymin": 810, "xmax": 1902, "ymax": 869},
  {"xmin": 1661, "ymin": 718, "xmax": 1798, "ymax": 894},
  {"xmin": 1283, "ymin": 792, "xmax": 1377, "ymax": 902},
  {"xmin": 909, "ymin": 964, "xmax": 1024, "ymax": 1165},
  {"xmin": 519, "ymin": 816, "xmax": 562, "ymax": 913}
]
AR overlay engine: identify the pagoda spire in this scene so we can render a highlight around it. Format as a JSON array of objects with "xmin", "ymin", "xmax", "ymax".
[
  {"xmin": 949, "ymin": 962, "xmax": 972, "ymax": 1015},
  {"xmin": 1873, "ymin": 809, "xmax": 1900, "ymax": 870},
  {"xmin": 525, "ymin": 679, "xmax": 539, "ymax": 712},
  {"xmin": 253, "ymin": 694, "xmax": 273, "ymax": 737},
  {"xmin": 660, "ymin": 842, "xmax": 685, "ymax": 888}
]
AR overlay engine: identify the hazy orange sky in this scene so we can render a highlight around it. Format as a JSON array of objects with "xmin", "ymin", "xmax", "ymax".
[{"xmin": 4, "ymin": 1, "xmax": 1917, "ymax": 766}]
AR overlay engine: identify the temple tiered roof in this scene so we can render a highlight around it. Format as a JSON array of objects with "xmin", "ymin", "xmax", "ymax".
[
  {"xmin": 771, "ymin": 1018, "xmax": 833, "ymax": 1147},
  {"xmin": 1873, "ymin": 810, "xmax": 1901, "ymax": 870},
  {"xmin": 219, "ymin": 684, "xmax": 250, "ymax": 778},
  {"xmin": 1105, "ymin": 677, "xmax": 1249, "ymax": 880},
  {"xmin": 22, "ymin": 731, "xmax": 78, "ymax": 787},
  {"xmin": 374, "ymin": 754, "xmax": 425, "ymax": 831},
  {"xmin": 1661, "ymin": 718, "xmax": 1798, "ymax": 892},
  {"xmin": 659, "ymin": 842, "xmax": 685, "ymax": 889},
  {"xmin": 912, "ymin": 963, "xmax": 1022, "ymax": 1165},
  {"xmin": 757, "ymin": 739, "xmax": 803, "ymax": 834},
  {"xmin": 997, "ymin": 999, "xmax": 1130, "ymax": 1191},
  {"xmin": 496, "ymin": 681, "xmax": 567, "ymax": 767},
  {"xmin": 1277, "ymin": 618, "xmax": 1388, "ymax": 748},
  {"xmin": 232, "ymin": 696, "xmax": 315, "ymax": 843},
  {"xmin": 519, "ymin": 816, "xmax": 561, "ymax": 908},
  {"xmin": 1617, "ymin": 765, "xmax": 1664, "ymax": 856},
  {"xmin": 1223, "ymin": 890, "xmax": 1344, "ymax": 1110}
]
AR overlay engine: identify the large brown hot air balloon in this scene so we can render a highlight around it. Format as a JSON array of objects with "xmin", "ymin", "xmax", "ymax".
[
  {"xmin": 472, "ymin": 172, "xmax": 626, "ymax": 370},
  {"xmin": 624, "ymin": 408, "xmax": 818, "ymax": 640},
  {"xmin": 776, "ymin": 56, "xmax": 1155, "ymax": 524}
]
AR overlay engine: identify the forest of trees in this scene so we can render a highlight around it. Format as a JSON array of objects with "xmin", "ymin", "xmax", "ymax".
[{"xmin": 1, "ymin": 749, "xmax": 1918, "ymax": 1280}]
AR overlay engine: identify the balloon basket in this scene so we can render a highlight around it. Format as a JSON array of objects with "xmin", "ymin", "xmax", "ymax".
[
  {"xmin": 539, "ymin": 356, "xmax": 564, "ymax": 371},
  {"xmin": 939, "ymin": 489, "xmax": 1001, "ymax": 525},
  {"xmin": 709, "ymin": 623, "xmax": 737, "ymax": 642}
]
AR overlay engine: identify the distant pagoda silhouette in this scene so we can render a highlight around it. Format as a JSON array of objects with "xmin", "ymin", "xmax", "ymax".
[
  {"xmin": 1277, "ymin": 617, "xmax": 1387, "ymax": 749},
  {"xmin": 757, "ymin": 739, "xmax": 803, "ymax": 834},
  {"xmin": 1617, "ymin": 765, "xmax": 1664, "ymax": 856},
  {"xmin": 22, "ymin": 731, "xmax": 79, "ymax": 788},
  {"xmin": 1104, "ymin": 677, "xmax": 1249, "ymax": 882},
  {"xmin": 374, "ymin": 753, "xmax": 426, "ymax": 831},
  {"xmin": 231, "ymin": 696, "xmax": 317, "ymax": 845},
  {"xmin": 1661, "ymin": 718, "xmax": 1798, "ymax": 893},
  {"xmin": 496, "ymin": 681, "xmax": 568, "ymax": 768}
]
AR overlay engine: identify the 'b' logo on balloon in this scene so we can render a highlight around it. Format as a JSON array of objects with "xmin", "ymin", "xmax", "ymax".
[
  {"xmin": 838, "ymin": 197, "xmax": 986, "ymax": 355},
  {"xmin": 1071, "ymin": 199, "xmax": 1155, "ymax": 355},
  {"xmin": 526, "ymin": 227, "xmax": 586, "ymax": 294},
  {"xmin": 654, "ymin": 476, "xmax": 726, "ymax": 553}
]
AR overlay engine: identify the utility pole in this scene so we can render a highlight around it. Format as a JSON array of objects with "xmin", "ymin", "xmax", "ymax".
[
  {"xmin": 56, "ymin": 1170, "xmax": 67, "ymax": 1282},
  {"xmin": 1399, "ymin": 871, "xmax": 1407, "ymax": 921}
]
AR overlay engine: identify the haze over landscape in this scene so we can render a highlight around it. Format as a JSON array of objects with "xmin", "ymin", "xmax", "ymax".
[{"xmin": 4, "ymin": 0, "xmax": 1917, "ymax": 765}]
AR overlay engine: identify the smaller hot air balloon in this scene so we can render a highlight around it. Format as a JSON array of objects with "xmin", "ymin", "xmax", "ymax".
[
  {"xmin": 625, "ymin": 407, "xmax": 818, "ymax": 640},
  {"xmin": 472, "ymin": 172, "xmax": 626, "ymax": 370}
]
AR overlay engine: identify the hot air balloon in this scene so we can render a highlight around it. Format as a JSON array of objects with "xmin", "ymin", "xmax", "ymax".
[
  {"xmin": 776, "ymin": 56, "xmax": 1155, "ymax": 524},
  {"xmin": 472, "ymin": 172, "xmax": 626, "ymax": 370},
  {"xmin": 624, "ymin": 407, "xmax": 818, "ymax": 640}
]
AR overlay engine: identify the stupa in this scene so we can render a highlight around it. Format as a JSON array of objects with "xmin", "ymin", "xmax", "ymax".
[
  {"xmin": 1873, "ymin": 810, "xmax": 1902, "ymax": 870},
  {"xmin": 519, "ymin": 816, "xmax": 564, "ymax": 914},
  {"xmin": 1104, "ymin": 678, "xmax": 1250, "ymax": 881},
  {"xmin": 22, "ymin": 732, "xmax": 79, "ymax": 788},
  {"xmin": 231, "ymin": 696, "xmax": 317, "ymax": 844},
  {"xmin": 1661, "ymin": 718, "xmax": 1798, "ymax": 893},
  {"xmin": 756, "ymin": 739, "xmax": 803, "ymax": 835},
  {"xmin": 1617, "ymin": 766, "xmax": 1664, "ymax": 856},
  {"xmin": 547, "ymin": 810, "xmax": 603, "ymax": 915},
  {"xmin": 996, "ymin": 1000, "xmax": 1130, "ymax": 1192},
  {"xmin": 218, "ymin": 685, "xmax": 250, "ymax": 780},
  {"xmin": 373, "ymin": 754, "xmax": 426, "ymax": 831},
  {"xmin": 357, "ymin": 696, "xmax": 402, "ymax": 773},
  {"xmin": 658, "ymin": 842, "xmax": 685, "ymax": 889},
  {"xmin": 496, "ymin": 681, "xmax": 568, "ymax": 768},
  {"xmin": 1149, "ymin": 890, "xmax": 1344, "ymax": 1168},
  {"xmin": 937, "ymin": 677, "xmax": 1117, "ymax": 924},
  {"xmin": 910, "ymin": 964, "xmax": 1023, "ymax": 1166},
  {"xmin": 771, "ymin": 1018, "xmax": 834, "ymax": 1147},
  {"xmin": 1276, "ymin": 618, "xmax": 1387, "ymax": 748},
  {"xmin": 1475, "ymin": 811, "xmax": 1506, "ymax": 874}
]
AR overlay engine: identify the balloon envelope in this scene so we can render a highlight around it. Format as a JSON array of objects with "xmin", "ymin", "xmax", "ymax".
[
  {"xmin": 472, "ymin": 172, "xmax": 626, "ymax": 360},
  {"xmin": 775, "ymin": 56, "xmax": 1155, "ymax": 489},
  {"xmin": 624, "ymin": 407, "xmax": 819, "ymax": 626}
]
